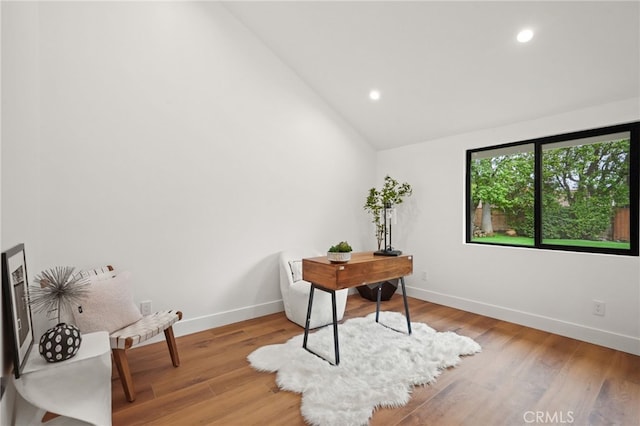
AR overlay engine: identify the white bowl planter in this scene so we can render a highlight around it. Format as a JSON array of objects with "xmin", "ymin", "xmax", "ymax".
[{"xmin": 327, "ymin": 252, "xmax": 351, "ymax": 263}]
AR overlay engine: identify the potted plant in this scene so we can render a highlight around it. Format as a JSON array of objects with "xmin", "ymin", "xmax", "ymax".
[
  {"xmin": 327, "ymin": 241, "xmax": 353, "ymax": 263},
  {"xmin": 363, "ymin": 175, "xmax": 412, "ymax": 252},
  {"xmin": 360, "ymin": 176, "xmax": 412, "ymax": 301}
]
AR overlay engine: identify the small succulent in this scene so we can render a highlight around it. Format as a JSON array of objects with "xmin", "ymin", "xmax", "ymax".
[{"xmin": 328, "ymin": 241, "xmax": 353, "ymax": 253}]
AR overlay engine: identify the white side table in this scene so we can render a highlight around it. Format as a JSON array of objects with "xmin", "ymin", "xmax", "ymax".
[{"xmin": 13, "ymin": 331, "xmax": 112, "ymax": 426}]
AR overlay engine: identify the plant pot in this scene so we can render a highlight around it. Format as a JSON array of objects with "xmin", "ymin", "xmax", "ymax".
[
  {"xmin": 356, "ymin": 279, "xmax": 399, "ymax": 301},
  {"xmin": 39, "ymin": 323, "xmax": 82, "ymax": 363},
  {"xmin": 327, "ymin": 252, "xmax": 351, "ymax": 263}
]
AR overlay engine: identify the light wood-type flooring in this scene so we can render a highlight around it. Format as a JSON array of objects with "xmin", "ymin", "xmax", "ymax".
[{"xmin": 111, "ymin": 295, "xmax": 640, "ymax": 425}]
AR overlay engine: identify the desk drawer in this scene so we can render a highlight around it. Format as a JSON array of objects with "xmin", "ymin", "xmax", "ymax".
[{"xmin": 303, "ymin": 255, "xmax": 412, "ymax": 290}]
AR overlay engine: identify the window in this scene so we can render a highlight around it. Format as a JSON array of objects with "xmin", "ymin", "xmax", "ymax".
[
  {"xmin": 467, "ymin": 122, "xmax": 639, "ymax": 256},
  {"xmin": 469, "ymin": 143, "xmax": 535, "ymax": 246}
]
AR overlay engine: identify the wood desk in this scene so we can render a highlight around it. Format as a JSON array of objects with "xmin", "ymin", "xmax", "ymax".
[{"xmin": 302, "ymin": 252, "xmax": 413, "ymax": 365}]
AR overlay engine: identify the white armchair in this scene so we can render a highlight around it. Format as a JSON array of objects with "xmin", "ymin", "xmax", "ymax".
[{"xmin": 279, "ymin": 249, "xmax": 348, "ymax": 329}]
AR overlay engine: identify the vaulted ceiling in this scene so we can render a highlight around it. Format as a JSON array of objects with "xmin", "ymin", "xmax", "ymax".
[{"xmin": 224, "ymin": 1, "xmax": 640, "ymax": 150}]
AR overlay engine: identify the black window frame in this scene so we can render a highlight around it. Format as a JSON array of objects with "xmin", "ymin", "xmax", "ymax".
[{"xmin": 466, "ymin": 122, "xmax": 639, "ymax": 256}]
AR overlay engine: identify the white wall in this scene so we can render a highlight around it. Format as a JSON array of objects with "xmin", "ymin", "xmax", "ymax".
[
  {"xmin": 379, "ymin": 98, "xmax": 640, "ymax": 355},
  {"xmin": 1, "ymin": 2, "xmax": 41, "ymax": 276},
  {"xmin": 2, "ymin": 1, "xmax": 375, "ymax": 347},
  {"xmin": 2, "ymin": 3, "xmax": 637, "ymax": 412},
  {"xmin": 1, "ymin": 2, "xmax": 41, "ymax": 424}
]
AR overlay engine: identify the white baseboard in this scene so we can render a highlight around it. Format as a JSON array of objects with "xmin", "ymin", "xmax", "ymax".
[
  {"xmin": 139, "ymin": 291, "xmax": 360, "ymax": 347},
  {"xmin": 137, "ymin": 299, "xmax": 285, "ymax": 346},
  {"xmin": 138, "ymin": 288, "xmax": 640, "ymax": 356},
  {"xmin": 405, "ymin": 286, "xmax": 640, "ymax": 356}
]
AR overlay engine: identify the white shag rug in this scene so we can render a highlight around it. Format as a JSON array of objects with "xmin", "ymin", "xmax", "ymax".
[{"xmin": 247, "ymin": 311, "xmax": 481, "ymax": 426}]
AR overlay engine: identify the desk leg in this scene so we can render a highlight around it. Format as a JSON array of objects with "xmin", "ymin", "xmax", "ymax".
[
  {"xmin": 376, "ymin": 279, "xmax": 411, "ymax": 335},
  {"xmin": 400, "ymin": 277, "xmax": 412, "ymax": 335},
  {"xmin": 375, "ymin": 282, "xmax": 382, "ymax": 323},
  {"xmin": 302, "ymin": 285, "xmax": 316, "ymax": 350},
  {"xmin": 302, "ymin": 285, "xmax": 340, "ymax": 366},
  {"xmin": 331, "ymin": 290, "xmax": 340, "ymax": 365}
]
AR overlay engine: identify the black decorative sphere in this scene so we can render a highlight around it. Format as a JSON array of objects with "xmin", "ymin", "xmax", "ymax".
[{"xmin": 39, "ymin": 323, "xmax": 82, "ymax": 363}]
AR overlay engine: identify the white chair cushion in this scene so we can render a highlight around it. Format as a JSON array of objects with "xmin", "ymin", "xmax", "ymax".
[{"xmin": 72, "ymin": 271, "xmax": 142, "ymax": 334}]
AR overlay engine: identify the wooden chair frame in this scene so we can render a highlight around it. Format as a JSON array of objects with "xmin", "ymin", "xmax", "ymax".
[
  {"xmin": 111, "ymin": 311, "xmax": 183, "ymax": 402},
  {"xmin": 75, "ymin": 265, "xmax": 183, "ymax": 402}
]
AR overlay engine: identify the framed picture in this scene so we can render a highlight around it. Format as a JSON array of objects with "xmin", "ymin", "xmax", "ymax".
[{"xmin": 2, "ymin": 243, "xmax": 34, "ymax": 378}]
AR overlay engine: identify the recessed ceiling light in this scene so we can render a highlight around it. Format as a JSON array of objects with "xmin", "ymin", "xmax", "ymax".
[
  {"xmin": 369, "ymin": 90, "xmax": 381, "ymax": 101},
  {"xmin": 517, "ymin": 29, "xmax": 534, "ymax": 43}
]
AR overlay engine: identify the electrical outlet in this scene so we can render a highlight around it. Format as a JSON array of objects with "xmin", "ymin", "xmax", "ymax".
[
  {"xmin": 140, "ymin": 300, "xmax": 152, "ymax": 316},
  {"xmin": 421, "ymin": 271, "xmax": 427, "ymax": 281},
  {"xmin": 593, "ymin": 300, "xmax": 606, "ymax": 316}
]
